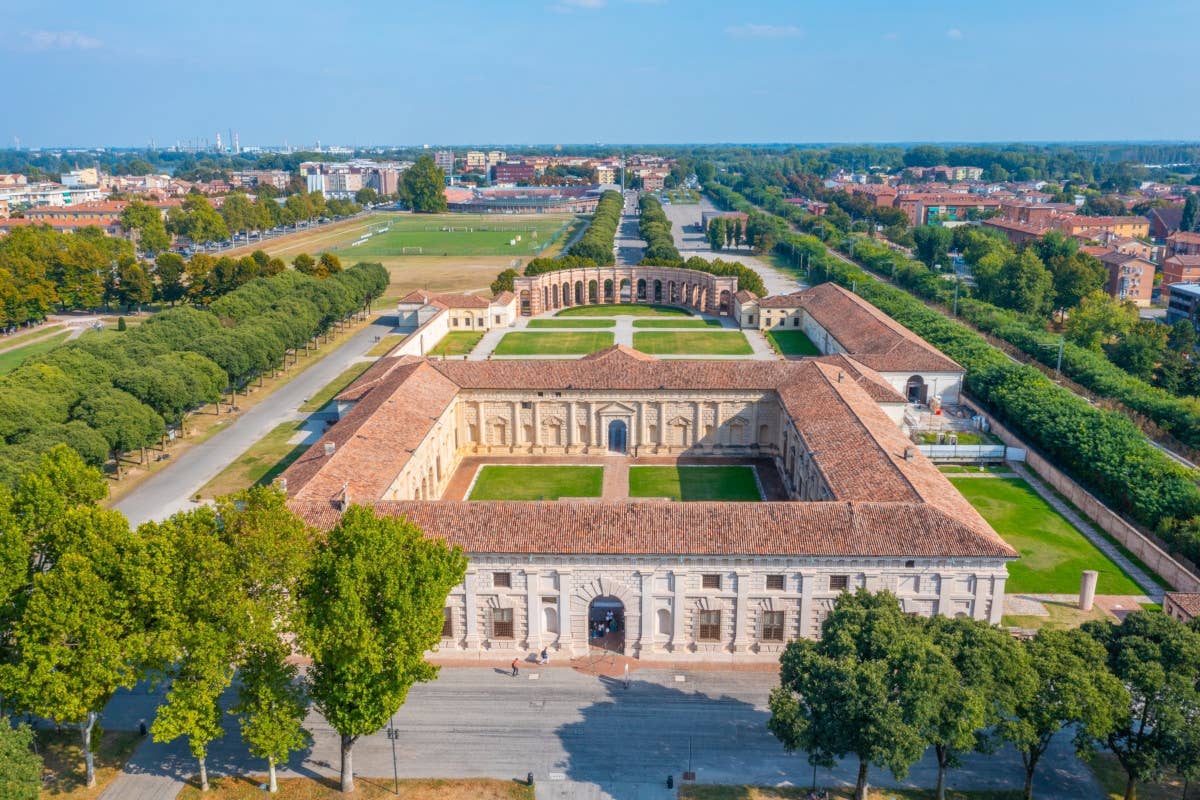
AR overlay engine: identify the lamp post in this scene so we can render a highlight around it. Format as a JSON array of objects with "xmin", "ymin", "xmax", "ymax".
[
  {"xmin": 386, "ymin": 715, "xmax": 400, "ymax": 795},
  {"xmin": 1040, "ymin": 336, "xmax": 1065, "ymax": 378}
]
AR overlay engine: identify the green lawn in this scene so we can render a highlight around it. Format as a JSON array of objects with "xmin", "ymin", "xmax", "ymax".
[
  {"xmin": 299, "ymin": 362, "xmax": 373, "ymax": 412},
  {"xmin": 938, "ymin": 464, "xmax": 1014, "ymax": 474},
  {"xmin": 468, "ymin": 465, "xmax": 603, "ymax": 500},
  {"xmin": 765, "ymin": 329, "xmax": 820, "ymax": 356},
  {"xmin": 632, "ymin": 318, "xmax": 724, "ymax": 328},
  {"xmin": 493, "ymin": 331, "xmax": 614, "ymax": 355},
  {"xmin": 633, "ymin": 330, "xmax": 753, "ymax": 356},
  {"xmin": 916, "ymin": 431, "xmax": 991, "ymax": 445},
  {"xmin": 328, "ymin": 213, "xmax": 573, "ymax": 258},
  {"xmin": 201, "ymin": 420, "xmax": 310, "ymax": 499},
  {"xmin": 950, "ymin": 477, "xmax": 1143, "ymax": 595},
  {"xmin": 629, "ymin": 466, "xmax": 762, "ymax": 501},
  {"xmin": 429, "ymin": 330, "xmax": 484, "ymax": 356},
  {"xmin": 556, "ymin": 303, "xmax": 692, "ymax": 317},
  {"xmin": 526, "ymin": 318, "xmax": 616, "ymax": 328},
  {"xmin": 0, "ymin": 330, "xmax": 72, "ymax": 375},
  {"xmin": 366, "ymin": 334, "xmax": 406, "ymax": 356}
]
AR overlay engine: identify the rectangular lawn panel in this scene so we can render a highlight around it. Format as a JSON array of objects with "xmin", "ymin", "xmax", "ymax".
[
  {"xmin": 556, "ymin": 303, "xmax": 692, "ymax": 317},
  {"xmin": 629, "ymin": 466, "xmax": 761, "ymax": 501},
  {"xmin": 429, "ymin": 330, "xmax": 484, "ymax": 356},
  {"xmin": 327, "ymin": 213, "xmax": 574, "ymax": 258},
  {"xmin": 766, "ymin": 329, "xmax": 820, "ymax": 356},
  {"xmin": 469, "ymin": 465, "xmax": 603, "ymax": 500},
  {"xmin": 950, "ymin": 477, "xmax": 1143, "ymax": 595},
  {"xmin": 633, "ymin": 330, "xmax": 753, "ymax": 356},
  {"xmin": 526, "ymin": 318, "xmax": 616, "ymax": 328},
  {"xmin": 493, "ymin": 331, "xmax": 614, "ymax": 355},
  {"xmin": 632, "ymin": 318, "xmax": 723, "ymax": 328}
]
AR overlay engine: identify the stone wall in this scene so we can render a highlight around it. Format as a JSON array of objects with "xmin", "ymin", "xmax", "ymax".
[{"xmin": 512, "ymin": 266, "xmax": 737, "ymax": 316}]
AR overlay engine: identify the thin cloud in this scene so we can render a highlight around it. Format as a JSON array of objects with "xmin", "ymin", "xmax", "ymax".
[
  {"xmin": 726, "ymin": 23, "xmax": 803, "ymax": 39},
  {"xmin": 23, "ymin": 30, "xmax": 102, "ymax": 51},
  {"xmin": 883, "ymin": 31, "xmax": 900, "ymax": 41},
  {"xmin": 946, "ymin": 28, "xmax": 963, "ymax": 40}
]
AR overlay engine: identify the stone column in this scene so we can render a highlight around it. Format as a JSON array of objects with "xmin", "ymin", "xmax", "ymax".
[
  {"xmin": 567, "ymin": 403, "xmax": 577, "ymax": 449},
  {"xmin": 557, "ymin": 570, "xmax": 574, "ymax": 654},
  {"xmin": 692, "ymin": 402, "xmax": 701, "ymax": 450},
  {"xmin": 732, "ymin": 571, "xmax": 752, "ymax": 652},
  {"xmin": 531, "ymin": 402, "xmax": 540, "ymax": 449},
  {"xmin": 524, "ymin": 568, "xmax": 540, "ymax": 649},
  {"xmin": 989, "ymin": 574, "xmax": 1007, "ymax": 625},
  {"xmin": 638, "ymin": 571, "xmax": 656, "ymax": 656},
  {"xmin": 712, "ymin": 402, "xmax": 724, "ymax": 447},
  {"xmin": 937, "ymin": 573, "xmax": 954, "ymax": 617},
  {"xmin": 463, "ymin": 571, "xmax": 480, "ymax": 649},
  {"xmin": 511, "ymin": 401, "xmax": 520, "ymax": 449},
  {"xmin": 657, "ymin": 403, "xmax": 666, "ymax": 453},
  {"xmin": 973, "ymin": 572, "xmax": 989, "ymax": 620},
  {"xmin": 671, "ymin": 570, "xmax": 687, "ymax": 650},
  {"xmin": 798, "ymin": 572, "xmax": 814, "ymax": 639}
]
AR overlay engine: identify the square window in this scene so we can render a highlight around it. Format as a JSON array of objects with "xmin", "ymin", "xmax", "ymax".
[
  {"xmin": 441, "ymin": 607, "xmax": 453, "ymax": 638},
  {"xmin": 493, "ymin": 571, "xmax": 512, "ymax": 589},
  {"xmin": 792, "ymin": 318, "xmax": 799, "ymax": 327},
  {"xmin": 697, "ymin": 610, "xmax": 721, "ymax": 641},
  {"xmin": 702, "ymin": 574, "xmax": 721, "ymax": 590},
  {"xmin": 491, "ymin": 607, "xmax": 513, "ymax": 639},
  {"xmin": 829, "ymin": 574, "xmax": 849, "ymax": 592},
  {"xmin": 762, "ymin": 610, "xmax": 785, "ymax": 641},
  {"xmin": 766, "ymin": 574, "xmax": 785, "ymax": 591}
]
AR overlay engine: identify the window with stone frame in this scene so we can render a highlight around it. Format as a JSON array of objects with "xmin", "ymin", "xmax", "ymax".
[
  {"xmin": 829, "ymin": 574, "xmax": 849, "ymax": 592},
  {"xmin": 766, "ymin": 574, "xmax": 786, "ymax": 591},
  {"xmin": 441, "ymin": 607, "xmax": 453, "ymax": 638},
  {"xmin": 697, "ymin": 609, "xmax": 721, "ymax": 641},
  {"xmin": 761, "ymin": 610, "xmax": 785, "ymax": 641},
  {"xmin": 701, "ymin": 574, "xmax": 721, "ymax": 590},
  {"xmin": 491, "ymin": 607, "xmax": 514, "ymax": 639},
  {"xmin": 493, "ymin": 571, "xmax": 512, "ymax": 589}
]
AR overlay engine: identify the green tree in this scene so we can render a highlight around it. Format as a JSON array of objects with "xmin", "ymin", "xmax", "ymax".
[
  {"xmin": 1081, "ymin": 611, "xmax": 1200, "ymax": 800},
  {"xmin": 1064, "ymin": 291, "xmax": 1137, "ymax": 350},
  {"xmin": 0, "ymin": 723, "xmax": 41, "ymax": 800},
  {"xmin": 154, "ymin": 252, "xmax": 187, "ymax": 305},
  {"xmin": 999, "ymin": 629, "xmax": 1126, "ymax": 800},
  {"xmin": 220, "ymin": 192, "xmax": 255, "ymax": 235},
  {"xmin": 116, "ymin": 261, "xmax": 153, "ymax": 310},
  {"xmin": 234, "ymin": 642, "xmax": 310, "ymax": 793},
  {"xmin": 317, "ymin": 252, "xmax": 342, "ymax": 278},
  {"xmin": 292, "ymin": 253, "xmax": 316, "ymax": 275},
  {"xmin": 768, "ymin": 590, "xmax": 952, "ymax": 800},
  {"xmin": 1182, "ymin": 192, "xmax": 1199, "ymax": 233},
  {"xmin": 490, "ymin": 268, "xmax": 519, "ymax": 295},
  {"xmin": 912, "ymin": 225, "xmax": 953, "ymax": 269},
  {"xmin": 120, "ymin": 201, "xmax": 170, "ymax": 255},
  {"xmin": 354, "ymin": 187, "xmax": 379, "ymax": 205},
  {"xmin": 401, "ymin": 156, "xmax": 449, "ymax": 213},
  {"xmin": 299, "ymin": 505, "xmax": 467, "ymax": 793},
  {"xmin": 1108, "ymin": 320, "xmax": 1168, "ymax": 381},
  {"xmin": 116, "ymin": 316, "xmax": 127, "ymax": 332},
  {"xmin": 707, "ymin": 217, "xmax": 725, "ymax": 251}
]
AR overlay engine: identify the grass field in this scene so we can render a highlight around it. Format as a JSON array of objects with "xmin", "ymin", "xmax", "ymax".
[
  {"xmin": 429, "ymin": 331, "xmax": 484, "ymax": 356},
  {"xmin": 493, "ymin": 331, "xmax": 614, "ymax": 355},
  {"xmin": 299, "ymin": 362, "xmax": 373, "ymax": 412},
  {"xmin": 526, "ymin": 318, "xmax": 616, "ymax": 328},
  {"xmin": 468, "ymin": 465, "xmax": 603, "ymax": 500},
  {"xmin": 38, "ymin": 728, "xmax": 141, "ymax": 800},
  {"xmin": 0, "ymin": 322, "xmax": 65, "ymax": 348},
  {"xmin": 680, "ymin": 788, "xmax": 1023, "ymax": 800},
  {"xmin": 632, "ymin": 318, "xmax": 723, "ymax": 328},
  {"xmin": 180, "ymin": 776, "xmax": 534, "ymax": 800},
  {"xmin": 201, "ymin": 420, "xmax": 309, "ymax": 499},
  {"xmin": 765, "ymin": 329, "xmax": 820, "ymax": 356},
  {"xmin": 330, "ymin": 213, "xmax": 573, "ymax": 259},
  {"xmin": 1002, "ymin": 598, "xmax": 1116, "ymax": 632},
  {"xmin": 916, "ymin": 431, "xmax": 991, "ymax": 444},
  {"xmin": 938, "ymin": 464, "xmax": 1014, "ymax": 474},
  {"xmin": 633, "ymin": 330, "xmax": 752, "ymax": 355},
  {"xmin": 629, "ymin": 466, "xmax": 761, "ymax": 501},
  {"xmin": 950, "ymin": 477, "xmax": 1143, "ymax": 595},
  {"xmin": 0, "ymin": 330, "xmax": 72, "ymax": 375},
  {"xmin": 556, "ymin": 303, "xmax": 692, "ymax": 317},
  {"xmin": 367, "ymin": 334, "xmax": 406, "ymax": 356}
]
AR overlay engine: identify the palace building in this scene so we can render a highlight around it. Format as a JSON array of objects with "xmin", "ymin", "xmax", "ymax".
[{"xmin": 281, "ymin": 285, "xmax": 1015, "ymax": 663}]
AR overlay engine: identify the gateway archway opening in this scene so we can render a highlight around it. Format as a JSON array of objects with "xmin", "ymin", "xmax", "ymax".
[
  {"xmin": 607, "ymin": 419, "xmax": 628, "ymax": 454},
  {"xmin": 588, "ymin": 596, "xmax": 624, "ymax": 653}
]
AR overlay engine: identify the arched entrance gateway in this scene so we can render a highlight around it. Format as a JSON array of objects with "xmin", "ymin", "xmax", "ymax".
[
  {"xmin": 588, "ymin": 595, "xmax": 625, "ymax": 653},
  {"xmin": 905, "ymin": 375, "xmax": 927, "ymax": 404},
  {"xmin": 607, "ymin": 419, "xmax": 628, "ymax": 454}
]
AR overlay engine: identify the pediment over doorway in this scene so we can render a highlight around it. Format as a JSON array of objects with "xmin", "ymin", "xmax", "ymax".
[{"xmin": 596, "ymin": 402, "xmax": 637, "ymax": 416}]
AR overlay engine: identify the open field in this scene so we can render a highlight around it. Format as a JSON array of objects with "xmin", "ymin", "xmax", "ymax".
[
  {"xmin": 299, "ymin": 361, "xmax": 373, "ymax": 412},
  {"xmin": 227, "ymin": 214, "xmax": 388, "ymax": 259},
  {"xmin": 180, "ymin": 776, "xmax": 534, "ymax": 800},
  {"xmin": 0, "ymin": 322, "xmax": 65, "ymax": 349},
  {"xmin": 380, "ymin": 255, "xmax": 517, "ymax": 295},
  {"xmin": 493, "ymin": 331, "xmax": 614, "ymax": 355},
  {"xmin": 629, "ymin": 466, "xmax": 761, "ymax": 501},
  {"xmin": 556, "ymin": 303, "xmax": 692, "ymax": 317},
  {"xmin": 329, "ymin": 213, "xmax": 573, "ymax": 259},
  {"xmin": 199, "ymin": 419, "xmax": 309, "ymax": 499},
  {"xmin": 632, "ymin": 318, "xmax": 723, "ymax": 328},
  {"xmin": 0, "ymin": 330, "xmax": 72, "ymax": 374},
  {"xmin": 429, "ymin": 331, "xmax": 484, "ymax": 356},
  {"xmin": 526, "ymin": 318, "xmax": 616, "ymax": 328},
  {"xmin": 38, "ymin": 728, "xmax": 141, "ymax": 800},
  {"xmin": 633, "ymin": 330, "xmax": 752, "ymax": 355},
  {"xmin": 949, "ymin": 477, "xmax": 1143, "ymax": 595},
  {"xmin": 468, "ymin": 465, "xmax": 603, "ymax": 500},
  {"xmin": 765, "ymin": 329, "xmax": 820, "ymax": 356}
]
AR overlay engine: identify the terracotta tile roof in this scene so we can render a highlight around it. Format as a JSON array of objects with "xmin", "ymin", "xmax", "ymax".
[
  {"xmin": 734, "ymin": 290, "xmax": 758, "ymax": 303},
  {"xmin": 398, "ymin": 290, "xmax": 490, "ymax": 309},
  {"xmin": 1171, "ymin": 232, "xmax": 1200, "ymax": 245},
  {"xmin": 1165, "ymin": 255, "xmax": 1200, "ymax": 267},
  {"xmin": 812, "ymin": 354, "xmax": 906, "ymax": 404},
  {"xmin": 1166, "ymin": 592, "xmax": 1200, "ymax": 617},
  {"xmin": 492, "ymin": 291, "xmax": 515, "ymax": 304},
  {"xmin": 288, "ymin": 499, "xmax": 1016, "ymax": 559},
  {"xmin": 1080, "ymin": 245, "xmax": 1114, "ymax": 258}
]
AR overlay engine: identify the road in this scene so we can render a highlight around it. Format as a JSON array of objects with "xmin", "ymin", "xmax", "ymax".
[
  {"xmin": 98, "ymin": 667, "xmax": 1101, "ymax": 800},
  {"xmin": 616, "ymin": 190, "xmax": 645, "ymax": 265},
  {"xmin": 112, "ymin": 314, "xmax": 400, "ymax": 527}
]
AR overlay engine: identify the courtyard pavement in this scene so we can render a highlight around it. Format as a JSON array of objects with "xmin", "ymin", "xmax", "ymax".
[{"xmin": 96, "ymin": 666, "xmax": 1103, "ymax": 800}]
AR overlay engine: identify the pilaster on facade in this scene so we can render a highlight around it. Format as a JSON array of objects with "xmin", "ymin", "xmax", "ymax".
[
  {"xmin": 732, "ymin": 571, "xmax": 752, "ymax": 652},
  {"xmin": 463, "ymin": 570, "xmax": 480, "ymax": 649}
]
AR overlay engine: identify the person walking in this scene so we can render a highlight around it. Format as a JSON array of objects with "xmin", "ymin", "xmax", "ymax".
[{"xmin": 511, "ymin": 657, "xmax": 520, "ymax": 677}]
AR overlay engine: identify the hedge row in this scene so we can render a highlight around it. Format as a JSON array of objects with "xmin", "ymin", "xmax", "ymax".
[
  {"xmin": 0, "ymin": 262, "xmax": 388, "ymax": 485},
  {"xmin": 638, "ymin": 195, "xmax": 682, "ymax": 262},
  {"xmin": 566, "ymin": 190, "xmax": 623, "ymax": 265}
]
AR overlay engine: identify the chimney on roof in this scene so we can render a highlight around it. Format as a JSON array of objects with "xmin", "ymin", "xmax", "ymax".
[
  {"xmin": 276, "ymin": 477, "xmax": 287, "ymax": 494},
  {"xmin": 904, "ymin": 446, "xmax": 916, "ymax": 462},
  {"xmin": 837, "ymin": 370, "xmax": 844, "ymax": 383},
  {"xmin": 324, "ymin": 442, "xmax": 336, "ymax": 457},
  {"xmin": 336, "ymin": 481, "xmax": 351, "ymax": 511}
]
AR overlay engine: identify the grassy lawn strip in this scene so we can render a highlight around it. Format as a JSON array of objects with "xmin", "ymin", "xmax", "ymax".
[
  {"xmin": 39, "ymin": 728, "xmax": 141, "ymax": 800},
  {"xmin": 366, "ymin": 334, "xmax": 406, "ymax": 356},
  {"xmin": 949, "ymin": 477, "xmax": 1142, "ymax": 595},
  {"xmin": 629, "ymin": 466, "xmax": 761, "ymax": 501},
  {"xmin": 429, "ymin": 330, "xmax": 484, "ymax": 356},
  {"xmin": 469, "ymin": 465, "xmax": 603, "ymax": 500},
  {"xmin": 680, "ymin": 788, "xmax": 1023, "ymax": 799},
  {"xmin": 0, "ymin": 330, "xmax": 72, "ymax": 375},
  {"xmin": 765, "ymin": 329, "xmax": 820, "ymax": 356},
  {"xmin": 916, "ymin": 431, "xmax": 991, "ymax": 445},
  {"xmin": 1002, "ymin": 599, "xmax": 1115, "ymax": 632},
  {"xmin": 938, "ymin": 465, "xmax": 1014, "ymax": 474},
  {"xmin": 556, "ymin": 303, "xmax": 692, "ymax": 317},
  {"xmin": 200, "ymin": 420, "xmax": 310, "ymax": 499},
  {"xmin": 180, "ymin": 776, "xmax": 534, "ymax": 799},
  {"xmin": 299, "ymin": 362, "xmax": 373, "ymax": 412},
  {"xmin": 632, "ymin": 318, "xmax": 723, "ymax": 328},
  {"xmin": 633, "ymin": 330, "xmax": 752, "ymax": 356},
  {"xmin": 0, "ymin": 322, "xmax": 65, "ymax": 349},
  {"xmin": 494, "ymin": 331, "xmax": 613, "ymax": 355},
  {"xmin": 1085, "ymin": 751, "xmax": 1184, "ymax": 800},
  {"xmin": 527, "ymin": 318, "xmax": 616, "ymax": 328}
]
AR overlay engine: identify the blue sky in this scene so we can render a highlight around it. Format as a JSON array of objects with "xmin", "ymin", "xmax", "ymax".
[{"xmin": 3, "ymin": 0, "xmax": 1198, "ymax": 148}]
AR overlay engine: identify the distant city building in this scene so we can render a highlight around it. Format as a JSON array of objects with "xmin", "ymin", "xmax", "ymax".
[
  {"xmin": 594, "ymin": 165, "xmax": 616, "ymax": 185},
  {"xmin": 1163, "ymin": 255, "xmax": 1200, "ymax": 286},
  {"xmin": 60, "ymin": 167, "xmax": 100, "ymax": 188},
  {"xmin": 492, "ymin": 162, "xmax": 536, "ymax": 185},
  {"xmin": 1098, "ymin": 251, "xmax": 1154, "ymax": 306},
  {"xmin": 434, "ymin": 150, "xmax": 455, "ymax": 177},
  {"xmin": 466, "ymin": 151, "xmax": 487, "ymax": 169},
  {"xmin": 1167, "ymin": 231, "xmax": 1200, "ymax": 258},
  {"xmin": 1165, "ymin": 283, "xmax": 1200, "ymax": 327}
]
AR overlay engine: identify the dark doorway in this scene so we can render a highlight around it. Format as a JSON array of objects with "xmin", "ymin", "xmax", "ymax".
[
  {"xmin": 588, "ymin": 596, "xmax": 624, "ymax": 653},
  {"xmin": 905, "ymin": 375, "xmax": 927, "ymax": 404},
  {"xmin": 607, "ymin": 419, "xmax": 628, "ymax": 454}
]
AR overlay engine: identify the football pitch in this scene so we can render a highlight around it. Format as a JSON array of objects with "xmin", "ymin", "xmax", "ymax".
[{"xmin": 330, "ymin": 213, "xmax": 574, "ymax": 258}]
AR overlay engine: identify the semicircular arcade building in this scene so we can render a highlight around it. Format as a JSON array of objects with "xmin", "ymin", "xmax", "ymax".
[{"xmin": 513, "ymin": 265, "xmax": 737, "ymax": 316}]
